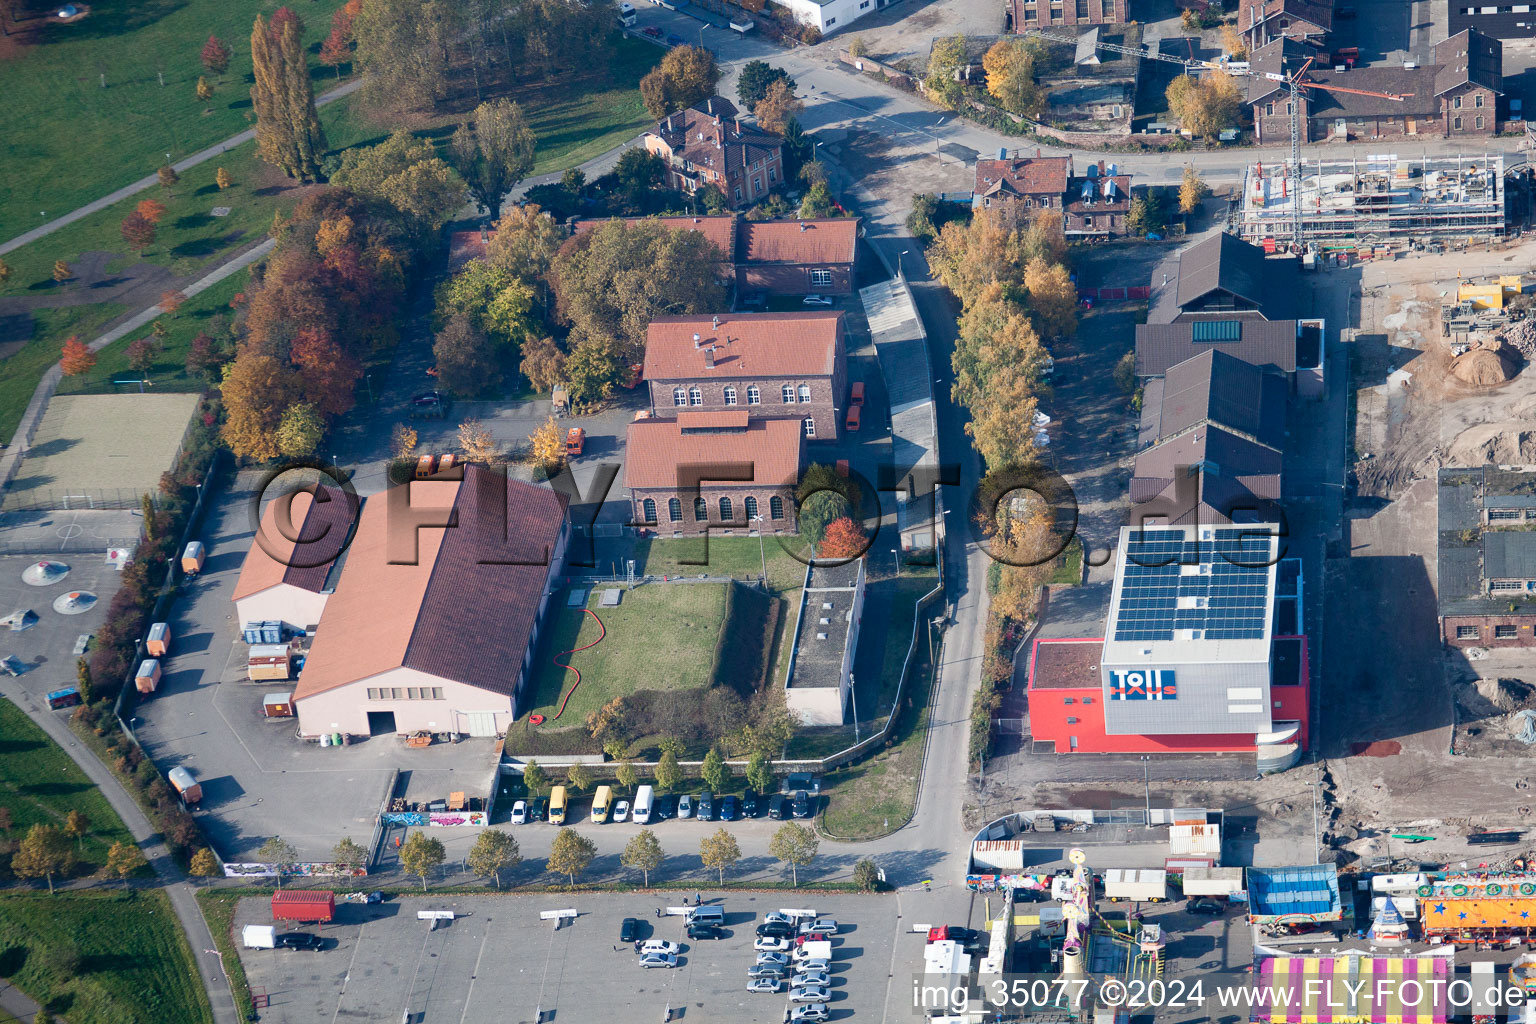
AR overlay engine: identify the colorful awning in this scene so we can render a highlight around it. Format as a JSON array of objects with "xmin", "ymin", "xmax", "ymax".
[{"xmin": 1259, "ymin": 956, "xmax": 1448, "ymax": 1024}]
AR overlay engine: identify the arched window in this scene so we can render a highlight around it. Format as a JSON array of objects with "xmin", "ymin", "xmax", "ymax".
[
  {"xmin": 770, "ymin": 495, "xmax": 785, "ymax": 520},
  {"xmin": 720, "ymin": 496, "xmax": 733, "ymax": 521},
  {"xmin": 803, "ymin": 417, "xmax": 816, "ymax": 438},
  {"xmin": 673, "ymin": 386, "xmax": 687, "ymax": 407},
  {"xmin": 747, "ymin": 385, "xmax": 761, "ymax": 405},
  {"xmin": 797, "ymin": 384, "xmax": 811, "ymax": 402},
  {"xmin": 694, "ymin": 497, "xmax": 708, "ymax": 522},
  {"xmin": 723, "ymin": 386, "xmax": 737, "ymax": 406},
  {"xmin": 641, "ymin": 498, "xmax": 657, "ymax": 523},
  {"xmin": 688, "ymin": 387, "xmax": 702, "ymax": 406},
  {"xmin": 781, "ymin": 384, "xmax": 795, "ymax": 403},
  {"xmin": 744, "ymin": 495, "xmax": 759, "ymax": 521},
  {"xmin": 668, "ymin": 497, "xmax": 683, "ymax": 522}
]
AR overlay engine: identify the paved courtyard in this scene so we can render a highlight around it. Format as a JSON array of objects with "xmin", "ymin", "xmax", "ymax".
[{"xmin": 0, "ymin": 552, "xmax": 120, "ymax": 698}]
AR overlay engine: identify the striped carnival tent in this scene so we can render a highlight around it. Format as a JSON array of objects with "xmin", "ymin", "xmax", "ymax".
[{"xmin": 1257, "ymin": 956, "xmax": 1448, "ymax": 1024}]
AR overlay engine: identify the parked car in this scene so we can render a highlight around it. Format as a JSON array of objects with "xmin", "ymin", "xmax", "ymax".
[
  {"xmin": 755, "ymin": 936, "xmax": 791, "ymax": 952},
  {"xmin": 642, "ymin": 25, "xmax": 662, "ymax": 36},
  {"xmin": 529, "ymin": 796, "xmax": 548, "ymax": 822},
  {"xmin": 756, "ymin": 951, "xmax": 791, "ymax": 967},
  {"xmin": 510, "ymin": 800, "xmax": 527, "ymax": 825},
  {"xmin": 758, "ymin": 921, "xmax": 796, "ymax": 938},
  {"xmin": 687, "ymin": 923, "xmax": 724, "ymax": 940},
  {"xmin": 1188, "ymin": 898, "xmax": 1225, "ymax": 916},
  {"xmin": 638, "ymin": 953, "xmax": 678, "ymax": 969},
  {"xmin": 793, "ymin": 968, "xmax": 831, "ymax": 986},
  {"xmin": 275, "ymin": 932, "xmax": 324, "ymax": 951},
  {"xmin": 665, "ymin": 32, "xmax": 684, "ymax": 44},
  {"xmin": 802, "ymin": 295, "xmax": 834, "ymax": 307},
  {"xmin": 763, "ymin": 911, "xmax": 797, "ymax": 925},
  {"xmin": 800, "ymin": 917, "xmax": 839, "ymax": 935},
  {"xmin": 655, "ymin": 794, "xmax": 677, "ymax": 820},
  {"xmin": 640, "ymin": 940, "xmax": 681, "ymax": 956},
  {"xmin": 698, "ymin": 791, "xmax": 716, "ymax": 821},
  {"xmin": 742, "ymin": 789, "xmax": 761, "ymax": 816},
  {"xmin": 792, "ymin": 791, "xmax": 813, "ymax": 818},
  {"xmin": 620, "ymin": 918, "xmax": 643, "ymax": 943},
  {"xmin": 613, "ymin": 799, "xmax": 630, "ymax": 823},
  {"xmin": 678, "ymin": 794, "xmax": 694, "ymax": 819},
  {"xmin": 928, "ymin": 926, "xmax": 977, "ymax": 944},
  {"xmin": 795, "ymin": 933, "xmax": 828, "ymax": 947},
  {"xmin": 720, "ymin": 795, "xmax": 739, "ymax": 821},
  {"xmin": 748, "ymin": 977, "xmax": 784, "ymax": 994},
  {"xmin": 792, "ymin": 1004, "xmax": 830, "ymax": 1022},
  {"xmin": 795, "ymin": 957, "xmax": 830, "ymax": 974},
  {"xmin": 768, "ymin": 794, "xmax": 790, "ymax": 819},
  {"xmin": 791, "ymin": 985, "xmax": 832, "ymax": 1004},
  {"xmin": 748, "ymin": 963, "xmax": 786, "ymax": 979}
]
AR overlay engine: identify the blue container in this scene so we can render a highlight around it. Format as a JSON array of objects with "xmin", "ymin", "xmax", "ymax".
[
  {"xmin": 261, "ymin": 621, "xmax": 281, "ymax": 644},
  {"xmin": 242, "ymin": 624, "xmax": 262, "ymax": 645}
]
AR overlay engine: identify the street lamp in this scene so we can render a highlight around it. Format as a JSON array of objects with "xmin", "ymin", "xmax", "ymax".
[
  {"xmin": 1140, "ymin": 756, "xmax": 1151, "ymax": 822},
  {"xmin": 750, "ymin": 515, "xmax": 768, "ymax": 589},
  {"xmin": 898, "ymin": 250, "xmax": 909, "ymax": 282},
  {"xmin": 849, "ymin": 672, "xmax": 859, "ymax": 743}
]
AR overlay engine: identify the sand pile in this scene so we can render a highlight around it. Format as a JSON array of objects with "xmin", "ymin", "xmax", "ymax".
[
  {"xmin": 1500, "ymin": 318, "xmax": 1536, "ymax": 359},
  {"xmin": 1451, "ymin": 344, "xmax": 1518, "ymax": 385}
]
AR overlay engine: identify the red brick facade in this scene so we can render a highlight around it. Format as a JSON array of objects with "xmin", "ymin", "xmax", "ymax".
[
  {"xmin": 1442, "ymin": 615, "xmax": 1536, "ymax": 648},
  {"xmin": 642, "ymin": 98, "xmax": 785, "ymax": 211},
  {"xmin": 1011, "ymin": 0, "xmax": 1127, "ymax": 31},
  {"xmin": 630, "ymin": 481, "xmax": 799, "ymax": 536},
  {"xmin": 648, "ymin": 370, "xmax": 846, "ymax": 442}
]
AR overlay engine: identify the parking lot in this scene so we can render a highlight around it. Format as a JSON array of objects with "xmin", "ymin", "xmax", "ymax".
[
  {"xmin": 0, "ymin": 550, "xmax": 121, "ymax": 703},
  {"xmin": 236, "ymin": 891, "xmax": 896, "ymax": 1023}
]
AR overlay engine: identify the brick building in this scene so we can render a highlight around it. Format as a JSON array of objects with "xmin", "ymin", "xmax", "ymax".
[
  {"xmin": 1063, "ymin": 168, "xmax": 1132, "ymax": 238},
  {"xmin": 1438, "ymin": 466, "xmax": 1536, "ymax": 648},
  {"xmin": 1010, "ymin": 0, "xmax": 1127, "ymax": 31},
  {"xmin": 1247, "ymin": 31, "xmax": 1502, "ymax": 143},
  {"xmin": 625, "ymin": 413, "xmax": 803, "ymax": 536},
  {"xmin": 975, "ymin": 154, "xmax": 1133, "ymax": 237},
  {"xmin": 1239, "ymin": 0, "xmax": 1333, "ymax": 49},
  {"xmin": 571, "ymin": 215, "xmax": 859, "ymax": 295},
  {"xmin": 642, "ymin": 97, "xmax": 785, "ymax": 210},
  {"xmin": 642, "ymin": 311, "xmax": 848, "ymax": 441}
]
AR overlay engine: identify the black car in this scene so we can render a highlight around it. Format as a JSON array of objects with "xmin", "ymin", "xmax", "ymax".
[
  {"xmin": 529, "ymin": 796, "xmax": 548, "ymax": 822},
  {"xmin": 791, "ymin": 790, "xmax": 813, "ymax": 819},
  {"xmin": 687, "ymin": 922, "xmax": 724, "ymax": 940},
  {"xmin": 1187, "ymin": 899, "xmax": 1225, "ymax": 916},
  {"xmin": 758, "ymin": 920, "xmax": 796, "ymax": 938},
  {"xmin": 276, "ymin": 932, "xmax": 324, "ymax": 951},
  {"xmin": 655, "ymin": 794, "xmax": 677, "ymax": 820},
  {"xmin": 620, "ymin": 917, "xmax": 643, "ymax": 942},
  {"xmin": 720, "ymin": 795, "xmax": 739, "ymax": 821},
  {"xmin": 742, "ymin": 789, "xmax": 761, "ymax": 817},
  {"xmin": 698, "ymin": 791, "xmax": 716, "ymax": 821},
  {"xmin": 768, "ymin": 794, "xmax": 790, "ymax": 819}
]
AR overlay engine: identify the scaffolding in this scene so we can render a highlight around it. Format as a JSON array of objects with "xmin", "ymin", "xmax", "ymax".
[{"xmin": 1236, "ymin": 152, "xmax": 1506, "ymax": 251}]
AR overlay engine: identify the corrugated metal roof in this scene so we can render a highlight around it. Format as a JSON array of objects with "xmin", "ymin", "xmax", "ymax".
[{"xmin": 1484, "ymin": 531, "xmax": 1536, "ymax": 579}]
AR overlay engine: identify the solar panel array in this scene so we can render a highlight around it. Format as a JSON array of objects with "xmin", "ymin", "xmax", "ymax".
[{"xmin": 1112, "ymin": 527, "xmax": 1272, "ymax": 642}]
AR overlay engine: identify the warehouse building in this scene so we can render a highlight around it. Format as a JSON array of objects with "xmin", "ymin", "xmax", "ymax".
[
  {"xmin": 233, "ymin": 484, "xmax": 356, "ymax": 635},
  {"xmin": 1438, "ymin": 465, "xmax": 1536, "ymax": 647}
]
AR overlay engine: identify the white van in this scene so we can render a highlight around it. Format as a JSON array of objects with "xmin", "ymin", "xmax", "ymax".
[
  {"xmin": 617, "ymin": 2, "xmax": 637, "ymax": 25},
  {"xmin": 633, "ymin": 784, "xmax": 655, "ymax": 824},
  {"xmin": 688, "ymin": 905, "xmax": 725, "ymax": 925}
]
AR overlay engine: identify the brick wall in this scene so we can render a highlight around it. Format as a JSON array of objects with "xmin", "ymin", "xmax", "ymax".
[
  {"xmin": 630, "ymin": 482, "xmax": 799, "ymax": 536},
  {"xmin": 738, "ymin": 263, "xmax": 855, "ymax": 296},
  {"xmin": 1443, "ymin": 86, "xmax": 1499, "ymax": 136},
  {"xmin": 1010, "ymin": 0, "xmax": 1128, "ymax": 31},
  {"xmin": 648, "ymin": 373, "xmax": 843, "ymax": 440},
  {"xmin": 1442, "ymin": 614, "xmax": 1536, "ymax": 648}
]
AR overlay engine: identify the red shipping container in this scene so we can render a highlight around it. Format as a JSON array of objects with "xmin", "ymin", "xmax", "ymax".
[{"xmin": 271, "ymin": 889, "xmax": 335, "ymax": 923}]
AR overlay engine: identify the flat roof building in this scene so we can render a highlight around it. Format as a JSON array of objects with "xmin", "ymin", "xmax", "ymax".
[
  {"xmin": 783, "ymin": 559, "xmax": 866, "ymax": 726},
  {"xmin": 1438, "ymin": 465, "xmax": 1536, "ymax": 647}
]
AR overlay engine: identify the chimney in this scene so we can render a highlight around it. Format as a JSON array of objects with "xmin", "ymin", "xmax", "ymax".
[
  {"xmin": 799, "ymin": 221, "xmax": 808, "ymax": 231},
  {"xmin": 693, "ymin": 332, "xmax": 703, "ymax": 349},
  {"xmin": 712, "ymin": 315, "xmax": 720, "ymax": 329},
  {"xmin": 706, "ymin": 98, "xmax": 713, "ymax": 115},
  {"xmin": 704, "ymin": 347, "xmax": 716, "ymax": 369},
  {"xmin": 1098, "ymin": 159, "xmax": 1106, "ymax": 175}
]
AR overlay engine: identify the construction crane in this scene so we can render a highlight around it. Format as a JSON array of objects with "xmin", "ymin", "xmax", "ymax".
[{"xmin": 1029, "ymin": 31, "xmax": 1408, "ymax": 248}]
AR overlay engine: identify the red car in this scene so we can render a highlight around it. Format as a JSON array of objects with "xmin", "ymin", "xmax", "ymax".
[
  {"xmin": 795, "ymin": 933, "xmax": 828, "ymax": 946},
  {"xmin": 642, "ymin": 25, "xmax": 662, "ymax": 37}
]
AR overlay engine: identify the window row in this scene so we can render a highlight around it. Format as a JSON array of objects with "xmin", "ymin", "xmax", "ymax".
[
  {"xmin": 1456, "ymin": 624, "xmax": 1521, "ymax": 640},
  {"xmin": 672, "ymin": 384, "xmax": 814, "ymax": 406},
  {"xmin": 639, "ymin": 494, "xmax": 788, "ymax": 524},
  {"xmin": 366, "ymin": 686, "xmax": 446, "ymax": 701}
]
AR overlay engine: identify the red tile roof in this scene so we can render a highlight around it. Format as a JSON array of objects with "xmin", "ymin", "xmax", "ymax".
[
  {"xmin": 642, "ymin": 312, "xmax": 842, "ymax": 381},
  {"xmin": 572, "ymin": 216, "xmax": 738, "ymax": 261},
  {"xmin": 233, "ymin": 485, "xmax": 357, "ymax": 601},
  {"xmin": 975, "ymin": 157, "xmax": 1071, "ymax": 197},
  {"xmin": 741, "ymin": 219, "xmax": 858, "ymax": 265},
  {"xmin": 625, "ymin": 417, "xmax": 803, "ymax": 490},
  {"xmin": 678, "ymin": 410, "xmax": 751, "ymax": 429},
  {"xmin": 447, "ymin": 230, "xmax": 489, "ymax": 270}
]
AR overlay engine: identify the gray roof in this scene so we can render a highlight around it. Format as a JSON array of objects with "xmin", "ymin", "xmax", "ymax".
[
  {"xmin": 1485, "ymin": 532, "xmax": 1536, "ymax": 579},
  {"xmin": 1246, "ymin": 38, "xmax": 1311, "ymax": 104},
  {"xmin": 1148, "ymin": 232, "xmax": 1300, "ymax": 325},
  {"xmin": 1301, "ymin": 66, "xmax": 1437, "ymax": 119},
  {"xmin": 1437, "ymin": 466, "xmax": 1536, "ymax": 616},
  {"xmin": 1136, "ymin": 320, "xmax": 1300, "ymax": 378},
  {"xmin": 1486, "ymin": 495, "xmax": 1536, "ymax": 508},
  {"xmin": 786, "ymin": 560, "xmax": 861, "ymax": 691},
  {"xmin": 1130, "ymin": 426, "xmax": 1282, "ymax": 525},
  {"xmin": 860, "ymin": 279, "xmax": 938, "ymax": 541},
  {"xmin": 1151, "ymin": 349, "xmax": 1288, "ymax": 447},
  {"xmin": 1434, "ymin": 28, "xmax": 1503, "ymax": 97}
]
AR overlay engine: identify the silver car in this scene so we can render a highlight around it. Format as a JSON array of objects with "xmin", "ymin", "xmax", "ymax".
[
  {"xmin": 756, "ymin": 951, "xmax": 790, "ymax": 967},
  {"xmin": 791, "ymin": 1004, "xmax": 830, "ymax": 1023},
  {"xmin": 677, "ymin": 795, "xmax": 694, "ymax": 819},
  {"xmin": 747, "ymin": 963, "xmax": 786, "ymax": 979},
  {"xmin": 790, "ymin": 985, "xmax": 831, "ymax": 1004},
  {"xmin": 792, "ymin": 970, "xmax": 831, "ymax": 988},
  {"xmin": 747, "ymin": 977, "xmax": 783, "ymax": 994},
  {"xmin": 794, "ymin": 958, "xmax": 829, "ymax": 974},
  {"xmin": 638, "ymin": 953, "xmax": 677, "ymax": 969}
]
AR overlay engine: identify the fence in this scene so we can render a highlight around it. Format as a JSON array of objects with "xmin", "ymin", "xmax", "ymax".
[
  {"xmin": 0, "ymin": 533, "xmax": 139, "ymax": 556},
  {"xmin": 1079, "ymin": 286, "xmax": 1151, "ymax": 302},
  {"xmin": 1, "ymin": 487, "xmax": 148, "ymax": 512}
]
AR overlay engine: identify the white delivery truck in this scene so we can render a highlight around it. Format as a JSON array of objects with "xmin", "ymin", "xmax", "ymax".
[
  {"xmin": 1103, "ymin": 868, "xmax": 1168, "ymax": 902},
  {"xmin": 633, "ymin": 784, "xmax": 654, "ymax": 824},
  {"xmin": 617, "ymin": 2, "xmax": 637, "ymax": 25},
  {"xmin": 1182, "ymin": 866, "xmax": 1244, "ymax": 898},
  {"xmin": 794, "ymin": 940, "xmax": 833, "ymax": 963}
]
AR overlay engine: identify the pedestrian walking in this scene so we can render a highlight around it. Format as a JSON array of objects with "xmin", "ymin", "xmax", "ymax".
[{"xmin": 695, "ymin": 891, "xmax": 701, "ymax": 906}]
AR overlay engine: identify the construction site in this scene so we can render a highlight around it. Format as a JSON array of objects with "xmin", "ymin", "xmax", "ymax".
[{"xmin": 1235, "ymin": 154, "xmax": 1507, "ymax": 253}]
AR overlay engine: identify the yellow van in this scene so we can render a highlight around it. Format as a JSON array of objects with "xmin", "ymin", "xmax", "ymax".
[
  {"xmin": 591, "ymin": 785, "xmax": 613, "ymax": 823},
  {"xmin": 549, "ymin": 785, "xmax": 568, "ymax": 825}
]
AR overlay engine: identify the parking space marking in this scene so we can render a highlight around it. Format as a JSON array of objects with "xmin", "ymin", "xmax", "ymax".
[
  {"xmin": 457, "ymin": 920, "xmax": 492, "ymax": 1024},
  {"xmin": 328, "ymin": 914, "xmax": 367, "ymax": 1024}
]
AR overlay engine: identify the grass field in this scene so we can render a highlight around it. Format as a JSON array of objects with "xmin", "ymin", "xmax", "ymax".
[
  {"xmin": 523, "ymin": 36, "xmax": 661, "ymax": 177},
  {"xmin": 523, "ymin": 584, "xmax": 728, "ymax": 724},
  {"xmin": 0, "ymin": 0, "xmax": 350, "ymax": 234},
  {"xmin": 0, "ymin": 890, "xmax": 213, "ymax": 1024},
  {"xmin": 0, "ymin": 302, "xmax": 125, "ymax": 443},
  {"xmin": 631, "ymin": 536, "xmax": 808, "ymax": 592},
  {"xmin": 0, "ymin": 699, "xmax": 136, "ymax": 873}
]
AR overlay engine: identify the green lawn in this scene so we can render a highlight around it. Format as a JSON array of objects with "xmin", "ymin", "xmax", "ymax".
[
  {"xmin": 1047, "ymin": 537, "xmax": 1083, "ymax": 586},
  {"xmin": 0, "ymin": 890, "xmax": 213, "ymax": 1024},
  {"xmin": 195, "ymin": 891, "xmax": 256, "ymax": 1024},
  {"xmin": 522, "ymin": 583, "xmax": 729, "ymax": 723},
  {"xmin": 0, "ymin": 303, "xmax": 126, "ymax": 442},
  {"xmin": 631, "ymin": 536, "xmax": 809, "ymax": 592},
  {"xmin": 524, "ymin": 36, "xmax": 661, "ymax": 177},
  {"xmin": 0, "ymin": 0, "xmax": 351, "ymax": 234},
  {"xmin": 0, "ymin": 699, "xmax": 137, "ymax": 874}
]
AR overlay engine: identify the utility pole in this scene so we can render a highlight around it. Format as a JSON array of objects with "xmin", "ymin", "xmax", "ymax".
[
  {"xmin": 751, "ymin": 515, "xmax": 768, "ymax": 589},
  {"xmin": 1141, "ymin": 756, "xmax": 1151, "ymax": 822},
  {"xmin": 1312, "ymin": 781, "xmax": 1321, "ymax": 865}
]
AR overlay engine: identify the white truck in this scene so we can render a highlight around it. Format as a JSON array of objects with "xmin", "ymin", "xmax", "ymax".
[
  {"xmin": 617, "ymin": 2, "xmax": 637, "ymax": 25},
  {"xmin": 794, "ymin": 940, "xmax": 832, "ymax": 963},
  {"xmin": 1103, "ymin": 868, "xmax": 1168, "ymax": 903},
  {"xmin": 1181, "ymin": 866, "xmax": 1243, "ymax": 898}
]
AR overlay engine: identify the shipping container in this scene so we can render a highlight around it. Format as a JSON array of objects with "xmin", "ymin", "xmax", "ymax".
[
  {"xmin": 262, "ymin": 692, "xmax": 295, "ymax": 718},
  {"xmin": 260, "ymin": 621, "xmax": 282, "ymax": 645},
  {"xmin": 145, "ymin": 621, "xmax": 172, "ymax": 657},
  {"xmin": 181, "ymin": 541, "xmax": 205, "ymax": 575},
  {"xmin": 242, "ymin": 623, "xmax": 264, "ymax": 645},
  {"xmin": 134, "ymin": 658, "xmax": 162, "ymax": 694},
  {"xmin": 971, "ymin": 839, "xmax": 1025, "ymax": 872},
  {"xmin": 271, "ymin": 889, "xmax": 335, "ymax": 923},
  {"xmin": 45, "ymin": 687, "xmax": 82, "ymax": 710},
  {"xmin": 248, "ymin": 644, "xmax": 293, "ymax": 682},
  {"xmin": 168, "ymin": 766, "xmax": 203, "ymax": 805}
]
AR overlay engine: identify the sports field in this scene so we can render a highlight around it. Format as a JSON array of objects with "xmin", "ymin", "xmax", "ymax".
[{"xmin": 3, "ymin": 392, "xmax": 200, "ymax": 511}]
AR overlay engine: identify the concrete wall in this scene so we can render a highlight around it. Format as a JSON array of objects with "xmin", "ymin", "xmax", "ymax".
[
  {"xmin": 236, "ymin": 586, "xmax": 330, "ymax": 636},
  {"xmin": 296, "ymin": 667, "xmax": 515, "ymax": 738}
]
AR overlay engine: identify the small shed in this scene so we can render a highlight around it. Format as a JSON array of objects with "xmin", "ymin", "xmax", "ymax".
[
  {"xmin": 271, "ymin": 889, "xmax": 335, "ymax": 923},
  {"xmin": 145, "ymin": 622, "xmax": 172, "ymax": 657},
  {"xmin": 167, "ymin": 766, "xmax": 202, "ymax": 805},
  {"xmin": 262, "ymin": 692, "xmax": 295, "ymax": 718},
  {"xmin": 134, "ymin": 658, "xmax": 162, "ymax": 694},
  {"xmin": 247, "ymin": 644, "xmax": 293, "ymax": 682}
]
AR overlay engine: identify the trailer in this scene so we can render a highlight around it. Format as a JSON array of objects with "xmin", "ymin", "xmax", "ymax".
[
  {"xmin": 242, "ymin": 925, "xmax": 276, "ymax": 950},
  {"xmin": 181, "ymin": 541, "xmax": 205, "ymax": 575},
  {"xmin": 1103, "ymin": 868, "xmax": 1168, "ymax": 902},
  {"xmin": 1182, "ymin": 866, "xmax": 1243, "ymax": 897},
  {"xmin": 134, "ymin": 658, "xmax": 162, "ymax": 694},
  {"xmin": 271, "ymin": 889, "xmax": 335, "ymax": 923},
  {"xmin": 247, "ymin": 644, "xmax": 293, "ymax": 682},
  {"xmin": 145, "ymin": 621, "xmax": 172, "ymax": 657},
  {"xmin": 45, "ymin": 686, "xmax": 82, "ymax": 710},
  {"xmin": 168, "ymin": 766, "xmax": 203, "ymax": 806}
]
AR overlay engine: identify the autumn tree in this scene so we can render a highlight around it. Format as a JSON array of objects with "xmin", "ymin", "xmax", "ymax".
[
  {"xmin": 60, "ymin": 337, "xmax": 95, "ymax": 376},
  {"xmin": 291, "ymin": 326, "xmax": 362, "ymax": 417},
  {"xmin": 201, "ymin": 33, "xmax": 232, "ymax": 76},
  {"xmin": 529, "ymin": 416, "xmax": 564, "ymax": 470},
  {"xmin": 110, "ymin": 841, "xmax": 152, "ymax": 879},
  {"xmin": 399, "ymin": 832, "xmax": 445, "ymax": 890},
  {"xmin": 468, "ymin": 829, "xmax": 521, "ymax": 889},
  {"xmin": 853, "ymin": 857, "xmax": 881, "ymax": 891},
  {"xmin": 185, "ymin": 332, "xmax": 226, "ymax": 382},
  {"xmin": 276, "ymin": 402, "xmax": 324, "ymax": 457},
  {"xmin": 14, "ymin": 825, "xmax": 74, "ymax": 893},
  {"xmin": 457, "ymin": 418, "xmax": 501, "ymax": 463},
  {"xmin": 1179, "ymin": 165, "xmax": 1210, "ymax": 215},
  {"xmin": 0, "ymin": 258, "xmax": 11, "ymax": 285},
  {"xmin": 951, "ymin": 284, "xmax": 1049, "ymax": 471},
  {"xmin": 520, "ymin": 336, "xmax": 567, "ymax": 392},
  {"xmin": 157, "ymin": 164, "xmax": 180, "ymax": 194},
  {"xmin": 639, "ymin": 45, "xmax": 720, "ymax": 118},
  {"xmin": 437, "ymin": 260, "xmax": 538, "ymax": 348},
  {"xmin": 196, "ymin": 76, "xmax": 214, "ymax": 102},
  {"xmin": 63, "ymin": 810, "xmax": 89, "ymax": 852},
  {"xmin": 126, "ymin": 338, "xmax": 158, "ymax": 374},
  {"xmin": 51, "ymin": 259, "xmax": 71, "ymax": 283},
  {"xmin": 926, "ymin": 34, "xmax": 968, "ymax": 106},
  {"xmin": 819, "ymin": 516, "xmax": 867, "ymax": 560},
  {"xmin": 656, "ymin": 750, "xmax": 683, "ymax": 792},
  {"xmin": 754, "ymin": 78, "xmax": 801, "ymax": 134},
  {"xmin": 330, "ymin": 130, "xmax": 466, "ymax": 234},
  {"xmin": 216, "ymin": 166, "xmax": 232, "ymax": 190},
  {"xmin": 1024, "ymin": 256, "xmax": 1077, "ymax": 340},
  {"xmin": 449, "ymin": 98, "xmax": 538, "ymax": 218},
  {"xmin": 621, "ymin": 829, "xmax": 664, "ymax": 886},
  {"xmin": 390, "ymin": 422, "xmax": 419, "ymax": 461},
  {"xmin": 251, "ymin": 9, "xmax": 329, "ymax": 182},
  {"xmin": 351, "ymin": 0, "xmax": 452, "ymax": 110},
  {"xmin": 220, "ymin": 352, "xmax": 301, "ymax": 460},
  {"xmin": 701, "ymin": 748, "xmax": 728, "ymax": 791},
  {"xmin": 1166, "ymin": 72, "xmax": 1244, "ymax": 139},
  {"xmin": 159, "ymin": 289, "xmax": 185, "ymax": 314},
  {"xmin": 120, "ymin": 212, "xmax": 156, "ymax": 253},
  {"xmin": 136, "ymin": 198, "xmax": 166, "ymax": 224},
  {"xmin": 434, "ymin": 313, "xmax": 501, "ymax": 397},
  {"xmin": 699, "ymin": 828, "xmax": 740, "ymax": 885},
  {"xmin": 1220, "ymin": 23, "xmax": 1250, "ymax": 59},
  {"xmin": 983, "ymin": 38, "xmax": 1045, "ymax": 119},
  {"xmin": 486, "ymin": 205, "xmax": 564, "ymax": 284},
  {"xmin": 320, "ymin": 25, "xmax": 351, "ymax": 77},
  {"xmin": 189, "ymin": 847, "xmax": 221, "ymax": 877},
  {"xmin": 547, "ymin": 828, "xmax": 596, "ymax": 888},
  {"xmin": 332, "ymin": 837, "xmax": 367, "ymax": 874},
  {"xmin": 737, "ymin": 61, "xmax": 794, "ymax": 107},
  {"xmin": 927, "ymin": 208, "xmax": 1026, "ymax": 309},
  {"xmin": 769, "ymin": 821, "xmax": 818, "ymax": 887}
]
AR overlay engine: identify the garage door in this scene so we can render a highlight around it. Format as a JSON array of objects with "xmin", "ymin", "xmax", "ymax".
[{"xmin": 465, "ymin": 712, "xmax": 498, "ymax": 737}]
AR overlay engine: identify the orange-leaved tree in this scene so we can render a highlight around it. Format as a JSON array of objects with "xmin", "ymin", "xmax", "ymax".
[
  {"xmin": 819, "ymin": 516, "xmax": 867, "ymax": 560},
  {"xmin": 60, "ymin": 336, "xmax": 96, "ymax": 376}
]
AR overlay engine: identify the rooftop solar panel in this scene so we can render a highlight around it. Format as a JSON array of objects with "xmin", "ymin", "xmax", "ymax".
[{"xmin": 1112, "ymin": 527, "xmax": 1273, "ymax": 642}]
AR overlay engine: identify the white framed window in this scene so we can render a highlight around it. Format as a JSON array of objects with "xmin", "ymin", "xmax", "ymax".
[
  {"xmin": 1496, "ymin": 625, "xmax": 1519, "ymax": 638},
  {"xmin": 1476, "ymin": 93, "xmax": 1485, "ymax": 108},
  {"xmin": 747, "ymin": 384, "xmax": 761, "ymax": 405},
  {"xmin": 781, "ymin": 384, "xmax": 795, "ymax": 403},
  {"xmin": 688, "ymin": 386, "xmax": 702, "ymax": 406},
  {"xmin": 1455, "ymin": 116, "xmax": 1463, "ymax": 130},
  {"xmin": 744, "ymin": 495, "xmax": 759, "ymax": 520},
  {"xmin": 803, "ymin": 417, "xmax": 816, "ymax": 437},
  {"xmin": 797, "ymin": 384, "xmax": 811, "ymax": 402},
  {"xmin": 1456, "ymin": 625, "xmax": 1480, "ymax": 640},
  {"xmin": 810, "ymin": 268, "xmax": 833, "ymax": 287},
  {"xmin": 723, "ymin": 386, "xmax": 737, "ymax": 406},
  {"xmin": 673, "ymin": 386, "xmax": 687, "ymax": 406},
  {"xmin": 1477, "ymin": 115, "xmax": 1485, "ymax": 130},
  {"xmin": 641, "ymin": 498, "xmax": 657, "ymax": 523}
]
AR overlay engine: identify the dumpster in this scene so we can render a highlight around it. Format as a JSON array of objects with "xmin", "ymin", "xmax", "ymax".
[
  {"xmin": 145, "ymin": 621, "xmax": 172, "ymax": 657},
  {"xmin": 134, "ymin": 658, "xmax": 162, "ymax": 694}
]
